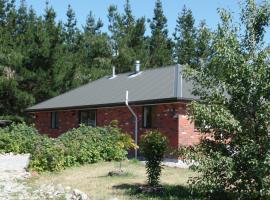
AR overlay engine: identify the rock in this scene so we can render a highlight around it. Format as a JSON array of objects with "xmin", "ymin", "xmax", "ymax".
[
  {"xmin": 0, "ymin": 153, "xmax": 91, "ymax": 200},
  {"xmin": 72, "ymin": 189, "xmax": 90, "ymax": 200},
  {"xmin": 65, "ymin": 186, "xmax": 72, "ymax": 191},
  {"xmin": 108, "ymin": 169, "xmax": 127, "ymax": 177}
]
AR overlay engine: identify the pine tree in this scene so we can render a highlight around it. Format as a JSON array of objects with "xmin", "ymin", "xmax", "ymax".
[
  {"xmin": 195, "ymin": 20, "xmax": 211, "ymax": 66},
  {"xmin": 5, "ymin": 0, "xmax": 17, "ymax": 37},
  {"xmin": 174, "ymin": 6, "xmax": 196, "ymax": 66},
  {"xmin": 148, "ymin": 0, "xmax": 173, "ymax": 68},
  {"xmin": 84, "ymin": 11, "xmax": 103, "ymax": 35},
  {"xmin": 0, "ymin": 0, "xmax": 7, "ymax": 26},
  {"xmin": 108, "ymin": 0, "xmax": 148, "ymax": 72},
  {"xmin": 81, "ymin": 11, "xmax": 112, "ymax": 81},
  {"xmin": 16, "ymin": 0, "xmax": 28, "ymax": 36},
  {"xmin": 64, "ymin": 4, "xmax": 78, "ymax": 49}
]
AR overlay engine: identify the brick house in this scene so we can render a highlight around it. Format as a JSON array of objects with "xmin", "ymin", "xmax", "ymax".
[{"xmin": 26, "ymin": 64, "xmax": 200, "ymax": 149}]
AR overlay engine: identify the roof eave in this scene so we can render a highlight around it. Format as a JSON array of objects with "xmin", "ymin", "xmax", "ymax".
[{"xmin": 25, "ymin": 97, "xmax": 195, "ymax": 113}]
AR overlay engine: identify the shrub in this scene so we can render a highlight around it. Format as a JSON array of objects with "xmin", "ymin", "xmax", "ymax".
[
  {"xmin": 0, "ymin": 123, "xmax": 41, "ymax": 153},
  {"xmin": 29, "ymin": 137, "xmax": 66, "ymax": 172},
  {"xmin": 0, "ymin": 123, "xmax": 135, "ymax": 172},
  {"xmin": 140, "ymin": 130, "xmax": 168, "ymax": 186},
  {"xmin": 59, "ymin": 124, "xmax": 136, "ymax": 166}
]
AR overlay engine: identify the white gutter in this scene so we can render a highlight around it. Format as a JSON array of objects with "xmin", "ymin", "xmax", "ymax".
[{"xmin": 125, "ymin": 90, "xmax": 138, "ymax": 159}]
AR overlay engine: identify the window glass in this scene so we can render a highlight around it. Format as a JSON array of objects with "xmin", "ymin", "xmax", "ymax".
[
  {"xmin": 79, "ymin": 110, "xmax": 96, "ymax": 127},
  {"xmin": 51, "ymin": 112, "xmax": 58, "ymax": 129},
  {"xmin": 143, "ymin": 106, "xmax": 152, "ymax": 128},
  {"xmin": 80, "ymin": 111, "xmax": 88, "ymax": 125}
]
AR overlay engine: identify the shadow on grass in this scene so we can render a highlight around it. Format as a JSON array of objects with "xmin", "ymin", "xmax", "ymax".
[{"xmin": 113, "ymin": 184, "xmax": 202, "ymax": 200}]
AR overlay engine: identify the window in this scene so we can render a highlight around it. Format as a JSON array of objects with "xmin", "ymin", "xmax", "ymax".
[
  {"xmin": 143, "ymin": 106, "xmax": 152, "ymax": 128},
  {"xmin": 79, "ymin": 110, "xmax": 96, "ymax": 127},
  {"xmin": 51, "ymin": 112, "xmax": 58, "ymax": 129}
]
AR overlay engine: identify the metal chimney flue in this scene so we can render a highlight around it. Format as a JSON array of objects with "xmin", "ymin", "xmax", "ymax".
[
  {"xmin": 112, "ymin": 66, "xmax": 116, "ymax": 77},
  {"xmin": 135, "ymin": 60, "xmax": 140, "ymax": 73}
]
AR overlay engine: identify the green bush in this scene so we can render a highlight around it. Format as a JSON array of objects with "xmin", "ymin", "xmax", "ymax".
[
  {"xmin": 59, "ymin": 125, "xmax": 136, "ymax": 166},
  {"xmin": 30, "ymin": 137, "xmax": 66, "ymax": 172},
  {"xmin": 140, "ymin": 130, "xmax": 168, "ymax": 186},
  {"xmin": 0, "ymin": 123, "xmax": 41, "ymax": 153},
  {"xmin": 0, "ymin": 123, "xmax": 135, "ymax": 172}
]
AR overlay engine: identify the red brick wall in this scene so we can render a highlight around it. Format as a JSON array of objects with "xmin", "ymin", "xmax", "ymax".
[
  {"xmin": 35, "ymin": 110, "xmax": 79, "ymax": 137},
  {"xmin": 178, "ymin": 115, "xmax": 200, "ymax": 146},
  {"xmin": 96, "ymin": 103, "xmax": 180, "ymax": 148},
  {"xmin": 34, "ymin": 102, "xmax": 200, "ymax": 147}
]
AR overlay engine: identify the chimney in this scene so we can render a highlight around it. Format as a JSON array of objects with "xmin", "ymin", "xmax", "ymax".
[
  {"xmin": 112, "ymin": 66, "xmax": 116, "ymax": 77},
  {"xmin": 135, "ymin": 60, "xmax": 140, "ymax": 73}
]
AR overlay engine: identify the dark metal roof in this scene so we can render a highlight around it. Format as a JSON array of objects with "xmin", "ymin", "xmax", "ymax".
[{"xmin": 26, "ymin": 65, "xmax": 197, "ymax": 112}]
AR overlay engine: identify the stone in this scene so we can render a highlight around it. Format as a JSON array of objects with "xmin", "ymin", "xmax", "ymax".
[
  {"xmin": 65, "ymin": 186, "xmax": 72, "ymax": 191},
  {"xmin": 0, "ymin": 153, "xmax": 93, "ymax": 200}
]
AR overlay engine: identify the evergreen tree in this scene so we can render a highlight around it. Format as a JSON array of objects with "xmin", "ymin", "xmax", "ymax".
[
  {"xmin": 108, "ymin": 0, "xmax": 148, "ymax": 72},
  {"xmin": 148, "ymin": 0, "xmax": 173, "ymax": 68},
  {"xmin": 0, "ymin": 0, "xmax": 7, "ymax": 26},
  {"xmin": 0, "ymin": 67, "xmax": 34, "ymax": 116},
  {"xmin": 5, "ymin": 0, "xmax": 16, "ymax": 37},
  {"xmin": 84, "ymin": 11, "xmax": 103, "ymax": 35},
  {"xmin": 174, "ymin": 6, "xmax": 196, "ymax": 65},
  {"xmin": 64, "ymin": 4, "xmax": 79, "ymax": 49},
  {"xmin": 82, "ymin": 11, "xmax": 111, "ymax": 80},
  {"xmin": 195, "ymin": 20, "xmax": 211, "ymax": 67},
  {"xmin": 16, "ymin": 0, "xmax": 28, "ymax": 36}
]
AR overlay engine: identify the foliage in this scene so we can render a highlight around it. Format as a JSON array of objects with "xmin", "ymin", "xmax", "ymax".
[
  {"xmin": 108, "ymin": 0, "xmax": 148, "ymax": 72},
  {"xmin": 174, "ymin": 6, "xmax": 196, "ymax": 65},
  {"xmin": 184, "ymin": 0, "xmax": 270, "ymax": 199},
  {"xmin": 0, "ymin": 115, "xmax": 24, "ymax": 123},
  {"xmin": 140, "ymin": 130, "xmax": 168, "ymax": 186},
  {"xmin": 0, "ymin": 123, "xmax": 135, "ymax": 172},
  {"xmin": 0, "ymin": 123, "xmax": 40, "ymax": 153},
  {"xmin": 29, "ymin": 137, "xmax": 66, "ymax": 172},
  {"xmin": 0, "ymin": 0, "xmax": 214, "ymax": 119},
  {"xmin": 148, "ymin": 0, "xmax": 173, "ymax": 68},
  {"xmin": 59, "ymin": 124, "xmax": 136, "ymax": 167}
]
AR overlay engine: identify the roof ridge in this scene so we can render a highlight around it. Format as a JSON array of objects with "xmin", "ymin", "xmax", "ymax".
[{"xmin": 121, "ymin": 64, "xmax": 177, "ymax": 75}]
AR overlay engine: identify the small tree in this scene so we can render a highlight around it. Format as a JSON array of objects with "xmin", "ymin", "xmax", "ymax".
[
  {"xmin": 140, "ymin": 130, "xmax": 168, "ymax": 186},
  {"xmin": 184, "ymin": 0, "xmax": 270, "ymax": 199}
]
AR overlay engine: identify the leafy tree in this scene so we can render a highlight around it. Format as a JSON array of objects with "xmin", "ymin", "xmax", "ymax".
[
  {"xmin": 141, "ymin": 130, "xmax": 168, "ymax": 186},
  {"xmin": 174, "ymin": 6, "xmax": 196, "ymax": 65},
  {"xmin": 148, "ymin": 0, "xmax": 173, "ymax": 68},
  {"xmin": 184, "ymin": 0, "xmax": 270, "ymax": 199}
]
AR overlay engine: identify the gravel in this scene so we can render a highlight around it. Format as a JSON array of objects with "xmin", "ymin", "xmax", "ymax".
[{"xmin": 0, "ymin": 153, "xmax": 91, "ymax": 200}]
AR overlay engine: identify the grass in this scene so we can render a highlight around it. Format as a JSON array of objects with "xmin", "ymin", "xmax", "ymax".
[{"xmin": 28, "ymin": 160, "xmax": 200, "ymax": 200}]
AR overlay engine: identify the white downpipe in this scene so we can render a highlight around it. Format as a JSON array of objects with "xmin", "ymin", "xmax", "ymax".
[{"xmin": 125, "ymin": 90, "xmax": 138, "ymax": 159}]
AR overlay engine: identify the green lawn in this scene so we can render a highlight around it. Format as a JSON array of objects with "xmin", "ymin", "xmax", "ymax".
[{"xmin": 28, "ymin": 160, "xmax": 200, "ymax": 200}]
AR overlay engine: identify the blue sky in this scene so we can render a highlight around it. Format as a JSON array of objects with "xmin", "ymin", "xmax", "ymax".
[{"xmin": 16, "ymin": 0, "xmax": 269, "ymax": 41}]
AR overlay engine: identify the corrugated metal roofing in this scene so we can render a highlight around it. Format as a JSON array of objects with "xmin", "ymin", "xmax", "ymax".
[{"xmin": 26, "ymin": 65, "xmax": 196, "ymax": 112}]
